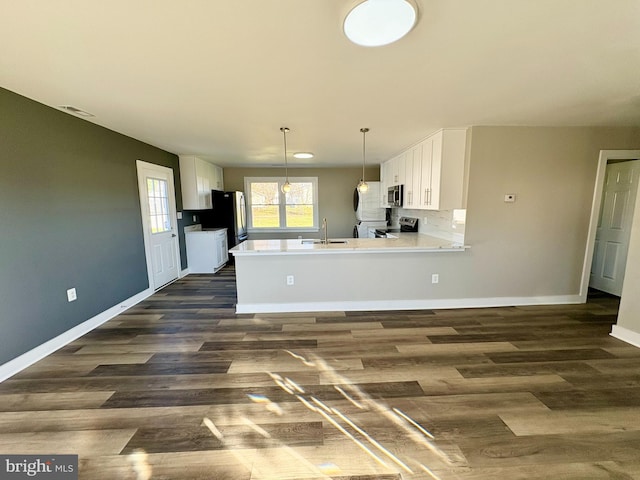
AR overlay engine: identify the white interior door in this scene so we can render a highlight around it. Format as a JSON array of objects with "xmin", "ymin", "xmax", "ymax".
[
  {"xmin": 137, "ymin": 160, "xmax": 180, "ymax": 290},
  {"xmin": 590, "ymin": 159, "xmax": 640, "ymax": 295}
]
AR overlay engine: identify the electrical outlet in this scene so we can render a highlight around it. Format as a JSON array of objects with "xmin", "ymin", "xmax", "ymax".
[
  {"xmin": 67, "ymin": 288, "xmax": 77, "ymax": 302},
  {"xmin": 286, "ymin": 275, "xmax": 295, "ymax": 286},
  {"xmin": 192, "ymin": 215, "xmax": 197, "ymax": 222},
  {"xmin": 431, "ymin": 274, "xmax": 439, "ymax": 284}
]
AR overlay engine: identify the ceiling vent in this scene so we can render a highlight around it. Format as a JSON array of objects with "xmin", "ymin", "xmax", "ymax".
[{"xmin": 58, "ymin": 105, "xmax": 95, "ymax": 117}]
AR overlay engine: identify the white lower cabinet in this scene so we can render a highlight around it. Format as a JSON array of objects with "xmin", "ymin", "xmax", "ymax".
[
  {"xmin": 185, "ymin": 228, "xmax": 228, "ymax": 273},
  {"xmin": 215, "ymin": 229, "xmax": 229, "ymax": 267}
]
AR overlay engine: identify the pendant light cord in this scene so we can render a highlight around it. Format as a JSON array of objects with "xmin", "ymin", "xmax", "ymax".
[
  {"xmin": 360, "ymin": 127, "xmax": 369, "ymax": 189},
  {"xmin": 362, "ymin": 128, "xmax": 367, "ymax": 181},
  {"xmin": 281, "ymin": 127, "xmax": 289, "ymax": 183}
]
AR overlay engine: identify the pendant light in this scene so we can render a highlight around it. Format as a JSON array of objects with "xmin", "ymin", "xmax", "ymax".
[
  {"xmin": 280, "ymin": 127, "xmax": 291, "ymax": 193},
  {"xmin": 357, "ymin": 127, "xmax": 370, "ymax": 193}
]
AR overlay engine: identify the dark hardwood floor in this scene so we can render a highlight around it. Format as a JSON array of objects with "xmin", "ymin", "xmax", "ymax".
[{"xmin": 1, "ymin": 267, "xmax": 640, "ymax": 479}]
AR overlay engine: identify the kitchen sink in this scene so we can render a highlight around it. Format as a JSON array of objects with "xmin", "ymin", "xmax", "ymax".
[{"xmin": 301, "ymin": 239, "xmax": 348, "ymax": 245}]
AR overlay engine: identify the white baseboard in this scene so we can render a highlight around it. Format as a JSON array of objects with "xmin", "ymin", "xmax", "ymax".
[
  {"xmin": 180, "ymin": 268, "xmax": 190, "ymax": 277},
  {"xmin": 235, "ymin": 294, "xmax": 584, "ymax": 314},
  {"xmin": 0, "ymin": 287, "xmax": 153, "ymax": 383},
  {"xmin": 611, "ymin": 325, "xmax": 640, "ymax": 349}
]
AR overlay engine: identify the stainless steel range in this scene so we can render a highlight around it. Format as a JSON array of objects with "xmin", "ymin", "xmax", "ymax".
[{"xmin": 374, "ymin": 216, "xmax": 418, "ymax": 237}]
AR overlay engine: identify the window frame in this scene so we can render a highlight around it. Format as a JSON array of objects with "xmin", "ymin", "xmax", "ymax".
[{"xmin": 244, "ymin": 176, "xmax": 319, "ymax": 233}]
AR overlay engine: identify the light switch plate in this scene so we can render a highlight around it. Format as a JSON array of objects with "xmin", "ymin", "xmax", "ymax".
[{"xmin": 67, "ymin": 288, "xmax": 77, "ymax": 302}]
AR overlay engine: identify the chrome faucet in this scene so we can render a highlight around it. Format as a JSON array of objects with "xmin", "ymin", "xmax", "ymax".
[{"xmin": 322, "ymin": 217, "xmax": 328, "ymax": 244}]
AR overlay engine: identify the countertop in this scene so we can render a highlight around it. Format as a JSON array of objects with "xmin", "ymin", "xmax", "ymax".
[
  {"xmin": 184, "ymin": 225, "xmax": 226, "ymax": 233},
  {"xmin": 230, "ymin": 232, "xmax": 468, "ymax": 256}
]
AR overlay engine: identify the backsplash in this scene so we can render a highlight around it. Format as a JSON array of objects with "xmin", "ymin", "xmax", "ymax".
[{"xmin": 393, "ymin": 208, "xmax": 466, "ymax": 244}]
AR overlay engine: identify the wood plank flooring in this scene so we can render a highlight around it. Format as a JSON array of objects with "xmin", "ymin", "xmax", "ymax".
[{"xmin": 1, "ymin": 266, "xmax": 640, "ymax": 479}]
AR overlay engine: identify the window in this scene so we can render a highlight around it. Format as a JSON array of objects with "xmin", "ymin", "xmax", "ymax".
[
  {"xmin": 245, "ymin": 177, "xmax": 319, "ymax": 231},
  {"xmin": 146, "ymin": 177, "xmax": 172, "ymax": 234}
]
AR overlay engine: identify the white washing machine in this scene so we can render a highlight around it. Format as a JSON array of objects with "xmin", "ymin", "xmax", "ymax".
[{"xmin": 354, "ymin": 220, "xmax": 388, "ymax": 238}]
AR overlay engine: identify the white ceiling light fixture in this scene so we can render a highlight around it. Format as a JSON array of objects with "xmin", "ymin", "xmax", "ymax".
[
  {"xmin": 357, "ymin": 127, "xmax": 370, "ymax": 193},
  {"xmin": 293, "ymin": 152, "xmax": 314, "ymax": 159},
  {"xmin": 343, "ymin": 0, "xmax": 417, "ymax": 47},
  {"xmin": 280, "ymin": 127, "xmax": 292, "ymax": 194}
]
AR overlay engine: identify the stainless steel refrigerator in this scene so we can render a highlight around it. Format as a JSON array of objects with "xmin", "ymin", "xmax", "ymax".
[{"xmin": 201, "ymin": 191, "xmax": 248, "ymax": 251}]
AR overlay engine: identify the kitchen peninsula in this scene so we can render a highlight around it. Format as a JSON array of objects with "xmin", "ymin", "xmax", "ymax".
[{"xmin": 230, "ymin": 234, "xmax": 469, "ymax": 313}]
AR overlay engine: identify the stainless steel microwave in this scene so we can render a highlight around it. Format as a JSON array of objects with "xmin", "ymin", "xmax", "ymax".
[{"xmin": 387, "ymin": 185, "xmax": 403, "ymax": 207}]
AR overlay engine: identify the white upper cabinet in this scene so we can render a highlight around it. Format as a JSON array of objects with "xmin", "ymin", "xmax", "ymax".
[
  {"xmin": 419, "ymin": 135, "xmax": 435, "ymax": 209},
  {"xmin": 211, "ymin": 164, "xmax": 224, "ymax": 191},
  {"xmin": 381, "ymin": 128, "xmax": 467, "ymax": 211},
  {"xmin": 426, "ymin": 128, "xmax": 466, "ymax": 211},
  {"xmin": 404, "ymin": 144, "xmax": 422, "ymax": 208},
  {"xmin": 179, "ymin": 155, "xmax": 225, "ymax": 210},
  {"xmin": 380, "ymin": 159, "xmax": 393, "ymax": 207}
]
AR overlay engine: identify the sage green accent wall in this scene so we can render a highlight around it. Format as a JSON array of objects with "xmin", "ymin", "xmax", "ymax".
[
  {"xmin": 0, "ymin": 87, "xmax": 181, "ymax": 365},
  {"xmin": 223, "ymin": 166, "xmax": 380, "ymax": 239}
]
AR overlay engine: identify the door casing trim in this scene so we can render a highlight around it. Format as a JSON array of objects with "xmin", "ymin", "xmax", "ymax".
[{"xmin": 580, "ymin": 150, "xmax": 640, "ymax": 300}]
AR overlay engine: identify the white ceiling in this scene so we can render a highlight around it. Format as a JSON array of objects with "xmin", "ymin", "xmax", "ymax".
[{"xmin": 1, "ymin": 0, "xmax": 639, "ymax": 167}]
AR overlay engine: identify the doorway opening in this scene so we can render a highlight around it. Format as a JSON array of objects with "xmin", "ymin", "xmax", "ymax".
[{"xmin": 581, "ymin": 150, "xmax": 640, "ymax": 299}]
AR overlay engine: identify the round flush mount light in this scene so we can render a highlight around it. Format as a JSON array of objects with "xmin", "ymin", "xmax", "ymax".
[
  {"xmin": 293, "ymin": 152, "xmax": 314, "ymax": 159},
  {"xmin": 343, "ymin": 0, "xmax": 417, "ymax": 47}
]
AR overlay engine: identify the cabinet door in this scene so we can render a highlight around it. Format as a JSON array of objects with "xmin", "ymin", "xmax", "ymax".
[
  {"xmin": 396, "ymin": 152, "xmax": 406, "ymax": 186},
  {"xmin": 379, "ymin": 162, "xmax": 386, "ymax": 207},
  {"xmin": 403, "ymin": 150, "xmax": 414, "ymax": 207},
  {"xmin": 390, "ymin": 156, "xmax": 400, "ymax": 185},
  {"xmin": 215, "ymin": 231, "xmax": 229, "ymax": 267},
  {"xmin": 217, "ymin": 165, "xmax": 224, "ymax": 191},
  {"xmin": 426, "ymin": 131, "xmax": 443, "ymax": 210},
  {"xmin": 195, "ymin": 159, "xmax": 212, "ymax": 209},
  {"xmin": 179, "ymin": 156, "xmax": 199, "ymax": 210},
  {"xmin": 381, "ymin": 160, "xmax": 393, "ymax": 207},
  {"xmin": 419, "ymin": 138, "xmax": 434, "ymax": 208},
  {"xmin": 410, "ymin": 144, "xmax": 423, "ymax": 209},
  {"xmin": 211, "ymin": 165, "xmax": 224, "ymax": 191}
]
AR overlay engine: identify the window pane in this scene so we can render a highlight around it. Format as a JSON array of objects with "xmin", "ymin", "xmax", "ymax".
[
  {"xmin": 252, "ymin": 205, "xmax": 280, "ymax": 228},
  {"xmin": 286, "ymin": 182, "xmax": 313, "ymax": 204},
  {"xmin": 286, "ymin": 205, "xmax": 314, "ymax": 227},
  {"xmin": 146, "ymin": 177, "xmax": 171, "ymax": 234},
  {"xmin": 251, "ymin": 182, "xmax": 279, "ymax": 205}
]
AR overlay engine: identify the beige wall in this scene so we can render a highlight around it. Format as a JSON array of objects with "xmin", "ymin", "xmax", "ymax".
[
  {"xmin": 233, "ymin": 126, "xmax": 640, "ymax": 312},
  {"xmin": 224, "ymin": 166, "xmax": 380, "ymax": 239},
  {"xmin": 463, "ymin": 126, "xmax": 640, "ymax": 298}
]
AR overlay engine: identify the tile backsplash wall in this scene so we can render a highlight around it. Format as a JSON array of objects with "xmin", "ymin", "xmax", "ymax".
[{"xmin": 394, "ymin": 208, "xmax": 466, "ymax": 244}]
